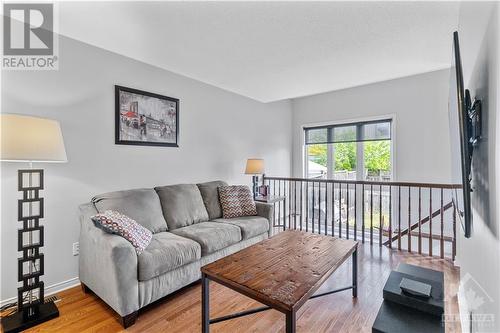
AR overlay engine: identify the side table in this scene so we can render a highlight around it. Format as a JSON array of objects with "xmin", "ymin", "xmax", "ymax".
[{"xmin": 255, "ymin": 195, "xmax": 286, "ymax": 231}]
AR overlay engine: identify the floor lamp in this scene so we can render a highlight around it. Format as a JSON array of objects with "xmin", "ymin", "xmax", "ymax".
[{"xmin": 1, "ymin": 114, "xmax": 67, "ymax": 333}]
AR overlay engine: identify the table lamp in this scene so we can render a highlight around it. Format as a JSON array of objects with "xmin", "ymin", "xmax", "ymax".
[
  {"xmin": 245, "ymin": 158, "xmax": 265, "ymax": 199},
  {"xmin": 1, "ymin": 114, "xmax": 67, "ymax": 333}
]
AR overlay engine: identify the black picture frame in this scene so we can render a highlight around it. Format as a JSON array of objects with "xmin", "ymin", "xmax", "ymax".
[{"xmin": 115, "ymin": 85, "xmax": 179, "ymax": 147}]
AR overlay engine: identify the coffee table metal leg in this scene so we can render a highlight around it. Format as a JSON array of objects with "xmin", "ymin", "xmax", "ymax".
[
  {"xmin": 202, "ymin": 273, "xmax": 210, "ymax": 333},
  {"xmin": 352, "ymin": 247, "xmax": 358, "ymax": 297},
  {"xmin": 286, "ymin": 311, "xmax": 296, "ymax": 333}
]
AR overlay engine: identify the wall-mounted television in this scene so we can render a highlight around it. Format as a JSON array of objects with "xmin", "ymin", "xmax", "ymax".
[{"xmin": 449, "ymin": 31, "xmax": 481, "ymax": 238}]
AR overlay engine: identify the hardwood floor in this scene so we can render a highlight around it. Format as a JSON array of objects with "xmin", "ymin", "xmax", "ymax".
[{"xmin": 1, "ymin": 244, "xmax": 460, "ymax": 333}]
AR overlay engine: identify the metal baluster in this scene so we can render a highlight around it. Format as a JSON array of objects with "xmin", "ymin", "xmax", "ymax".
[
  {"xmin": 332, "ymin": 182, "xmax": 335, "ymax": 237},
  {"xmin": 418, "ymin": 187, "xmax": 422, "ymax": 254},
  {"xmin": 346, "ymin": 184, "xmax": 350, "ymax": 239},
  {"xmin": 408, "ymin": 186, "xmax": 411, "ymax": 252},
  {"xmin": 312, "ymin": 182, "xmax": 315, "ymax": 234},
  {"xmin": 440, "ymin": 188, "xmax": 444, "ymax": 259},
  {"xmin": 325, "ymin": 182, "xmax": 328, "ymax": 235},
  {"xmin": 288, "ymin": 181, "xmax": 291, "ymax": 230},
  {"xmin": 338, "ymin": 183, "xmax": 342, "ymax": 238},
  {"xmin": 362, "ymin": 184, "xmax": 365, "ymax": 243},
  {"xmin": 429, "ymin": 188, "xmax": 433, "ymax": 256},
  {"xmin": 278, "ymin": 180, "xmax": 282, "ymax": 231},
  {"xmin": 306, "ymin": 181, "xmax": 309, "ymax": 231},
  {"xmin": 318, "ymin": 181, "xmax": 322, "ymax": 234},
  {"xmin": 370, "ymin": 184, "xmax": 373, "ymax": 245},
  {"xmin": 271, "ymin": 179, "xmax": 275, "ymax": 231},
  {"xmin": 354, "ymin": 184, "xmax": 357, "ymax": 241},
  {"xmin": 388, "ymin": 186, "xmax": 392, "ymax": 249},
  {"xmin": 379, "ymin": 185, "xmax": 382, "ymax": 247},
  {"xmin": 283, "ymin": 180, "xmax": 290, "ymax": 229},
  {"xmin": 398, "ymin": 186, "xmax": 401, "ymax": 250},
  {"xmin": 300, "ymin": 181, "xmax": 303, "ymax": 231},
  {"xmin": 294, "ymin": 181, "xmax": 297, "ymax": 230}
]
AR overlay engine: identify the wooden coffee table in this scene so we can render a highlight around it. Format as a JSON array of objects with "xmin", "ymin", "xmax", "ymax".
[{"xmin": 201, "ymin": 230, "xmax": 358, "ymax": 333}]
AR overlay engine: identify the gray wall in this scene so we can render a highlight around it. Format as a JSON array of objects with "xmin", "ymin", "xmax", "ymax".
[
  {"xmin": 0, "ymin": 35, "xmax": 292, "ymax": 301},
  {"xmin": 291, "ymin": 69, "xmax": 453, "ymax": 183},
  {"xmin": 455, "ymin": 3, "xmax": 500, "ymax": 332}
]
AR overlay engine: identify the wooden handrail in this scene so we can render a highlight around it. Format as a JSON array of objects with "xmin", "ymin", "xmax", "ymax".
[
  {"xmin": 263, "ymin": 176, "xmax": 462, "ymax": 189},
  {"xmin": 382, "ymin": 201, "xmax": 453, "ymax": 246}
]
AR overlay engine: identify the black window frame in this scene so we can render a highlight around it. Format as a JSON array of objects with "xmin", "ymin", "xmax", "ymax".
[{"xmin": 304, "ymin": 119, "xmax": 392, "ymax": 145}]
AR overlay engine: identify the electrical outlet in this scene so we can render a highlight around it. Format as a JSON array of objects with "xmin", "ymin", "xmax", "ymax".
[{"xmin": 72, "ymin": 242, "xmax": 79, "ymax": 256}]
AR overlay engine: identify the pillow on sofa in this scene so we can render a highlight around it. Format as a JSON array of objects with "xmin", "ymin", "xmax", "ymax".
[
  {"xmin": 91, "ymin": 210, "xmax": 152, "ymax": 254},
  {"xmin": 154, "ymin": 184, "xmax": 209, "ymax": 230},
  {"xmin": 219, "ymin": 185, "xmax": 257, "ymax": 219},
  {"xmin": 197, "ymin": 180, "xmax": 228, "ymax": 220}
]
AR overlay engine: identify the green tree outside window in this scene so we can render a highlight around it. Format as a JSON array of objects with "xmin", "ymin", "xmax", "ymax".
[{"xmin": 307, "ymin": 140, "xmax": 390, "ymax": 172}]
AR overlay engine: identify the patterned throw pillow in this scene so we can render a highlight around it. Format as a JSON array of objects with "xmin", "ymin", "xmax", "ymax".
[
  {"xmin": 219, "ymin": 185, "xmax": 257, "ymax": 219},
  {"xmin": 91, "ymin": 210, "xmax": 152, "ymax": 254}
]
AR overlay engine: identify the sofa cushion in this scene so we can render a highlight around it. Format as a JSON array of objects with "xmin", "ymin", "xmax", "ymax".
[
  {"xmin": 171, "ymin": 222, "xmax": 242, "ymax": 255},
  {"xmin": 212, "ymin": 216, "xmax": 269, "ymax": 239},
  {"xmin": 197, "ymin": 180, "xmax": 228, "ymax": 220},
  {"xmin": 138, "ymin": 232, "xmax": 201, "ymax": 281},
  {"xmin": 155, "ymin": 184, "xmax": 210, "ymax": 230},
  {"xmin": 92, "ymin": 189, "xmax": 167, "ymax": 233},
  {"xmin": 219, "ymin": 185, "xmax": 257, "ymax": 218}
]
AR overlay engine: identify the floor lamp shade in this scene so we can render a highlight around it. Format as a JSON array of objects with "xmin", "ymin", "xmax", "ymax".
[
  {"xmin": 0, "ymin": 114, "xmax": 66, "ymax": 333},
  {"xmin": 1, "ymin": 114, "xmax": 67, "ymax": 163}
]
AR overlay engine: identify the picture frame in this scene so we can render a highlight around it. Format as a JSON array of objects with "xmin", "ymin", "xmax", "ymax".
[{"xmin": 115, "ymin": 85, "xmax": 179, "ymax": 147}]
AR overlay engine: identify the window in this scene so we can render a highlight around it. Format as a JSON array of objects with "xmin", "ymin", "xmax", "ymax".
[{"xmin": 304, "ymin": 119, "xmax": 392, "ymax": 181}]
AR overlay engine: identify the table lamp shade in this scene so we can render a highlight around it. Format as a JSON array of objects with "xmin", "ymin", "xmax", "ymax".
[
  {"xmin": 1, "ymin": 114, "xmax": 67, "ymax": 163},
  {"xmin": 245, "ymin": 158, "xmax": 265, "ymax": 175}
]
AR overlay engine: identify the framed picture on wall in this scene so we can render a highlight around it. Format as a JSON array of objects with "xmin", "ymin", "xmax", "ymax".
[{"xmin": 115, "ymin": 85, "xmax": 179, "ymax": 147}]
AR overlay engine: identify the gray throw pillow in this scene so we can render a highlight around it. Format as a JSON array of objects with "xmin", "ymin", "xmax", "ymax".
[
  {"xmin": 155, "ymin": 184, "xmax": 209, "ymax": 230},
  {"xmin": 197, "ymin": 180, "xmax": 228, "ymax": 220}
]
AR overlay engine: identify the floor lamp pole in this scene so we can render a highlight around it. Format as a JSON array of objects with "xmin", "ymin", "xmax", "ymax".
[{"xmin": 2, "ymin": 167, "xmax": 59, "ymax": 333}]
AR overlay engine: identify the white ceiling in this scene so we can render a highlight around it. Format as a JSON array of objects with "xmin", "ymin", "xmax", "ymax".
[{"xmin": 59, "ymin": 2, "xmax": 460, "ymax": 102}]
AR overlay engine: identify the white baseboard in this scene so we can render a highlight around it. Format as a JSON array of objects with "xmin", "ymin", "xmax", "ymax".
[{"xmin": 0, "ymin": 277, "xmax": 80, "ymax": 307}]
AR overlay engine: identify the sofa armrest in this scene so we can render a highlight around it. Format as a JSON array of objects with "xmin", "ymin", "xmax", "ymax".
[
  {"xmin": 78, "ymin": 203, "xmax": 139, "ymax": 317},
  {"xmin": 255, "ymin": 202, "xmax": 274, "ymax": 237}
]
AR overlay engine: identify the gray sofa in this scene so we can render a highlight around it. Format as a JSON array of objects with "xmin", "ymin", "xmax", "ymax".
[{"xmin": 78, "ymin": 181, "xmax": 273, "ymax": 327}]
